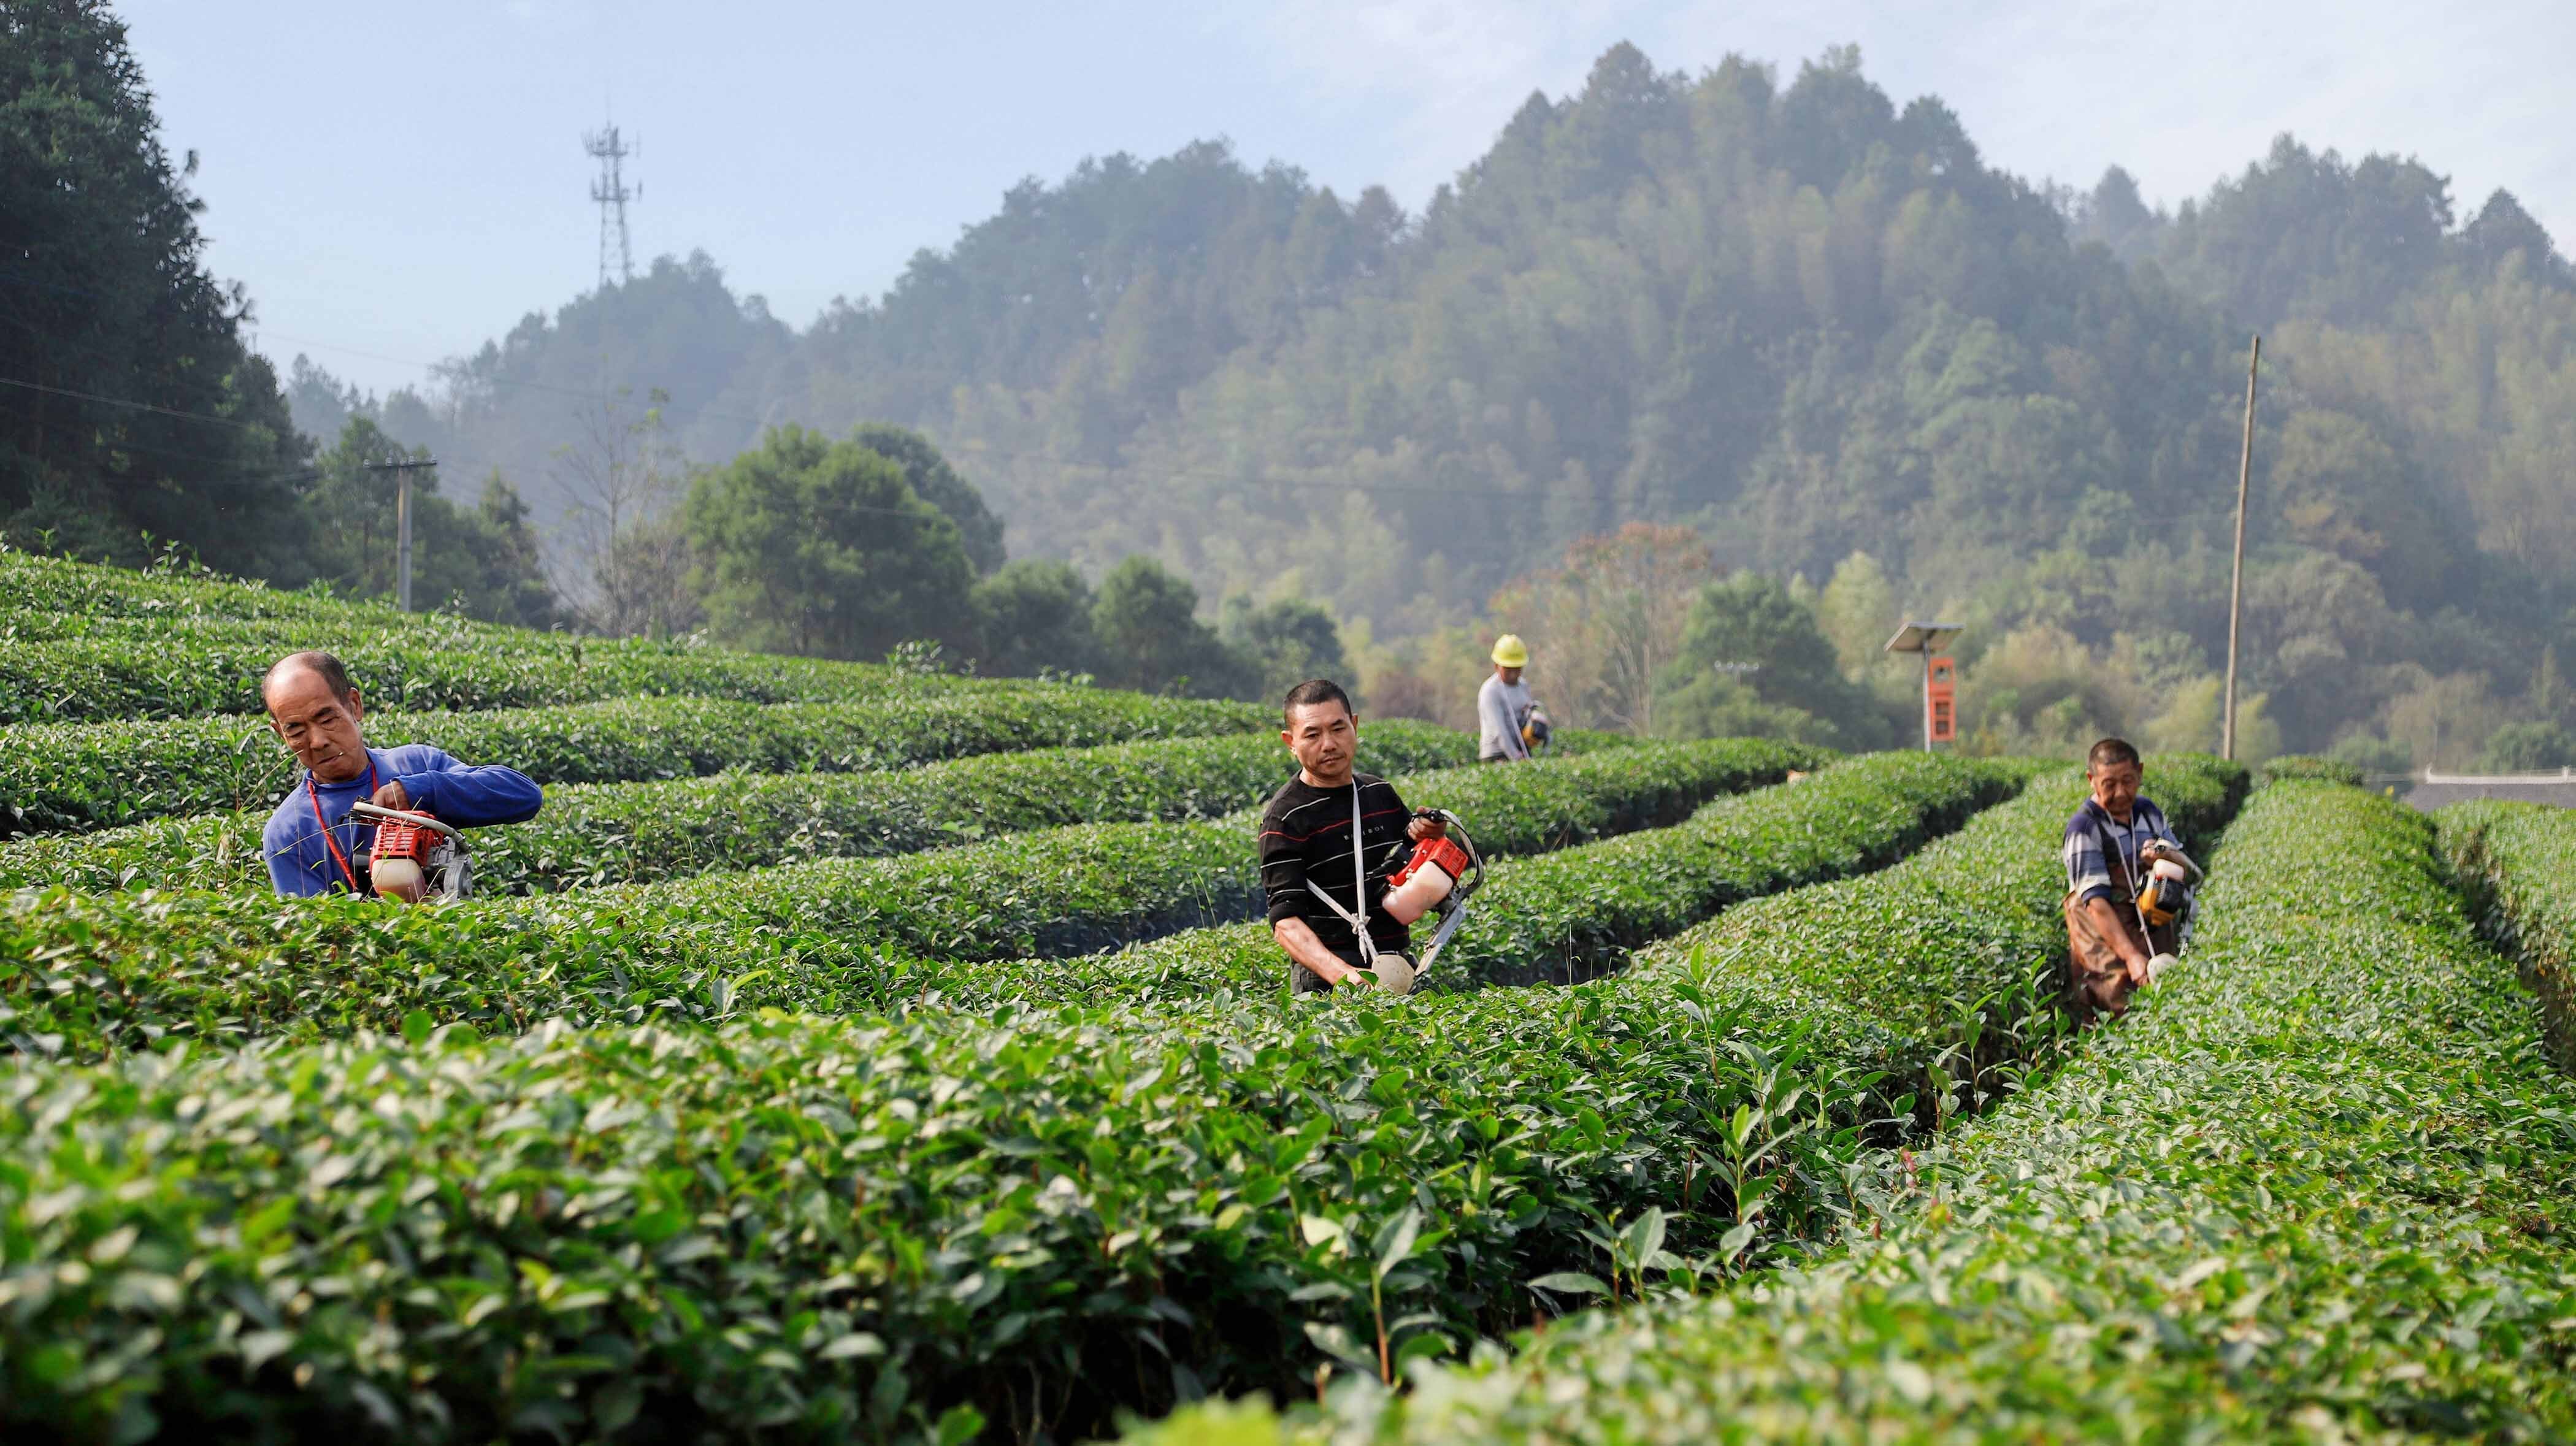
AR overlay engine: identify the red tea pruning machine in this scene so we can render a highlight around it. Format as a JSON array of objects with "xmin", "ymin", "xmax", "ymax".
[
  {"xmin": 1304, "ymin": 803, "xmax": 1487, "ymax": 997},
  {"xmin": 1385, "ymin": 807, "xmax": 1486, "ymax": 987},
  {"xmin": 352, "ymin": 801, "xmax": 473, "ymax": 904}
]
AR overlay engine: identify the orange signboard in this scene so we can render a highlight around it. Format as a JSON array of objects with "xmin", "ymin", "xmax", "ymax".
[{"xmin": 1925, "ymin": 655, "xmax": 1957, "ymax": 744}]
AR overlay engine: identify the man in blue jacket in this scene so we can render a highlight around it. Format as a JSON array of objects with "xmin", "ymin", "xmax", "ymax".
[{"xmin": 258, "ymin": 650, "xmax": 543, "ymax": 899}]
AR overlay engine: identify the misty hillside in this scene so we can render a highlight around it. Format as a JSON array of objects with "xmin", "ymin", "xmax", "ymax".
[{"xmin": 305, "ymin": 42, "xmax": 2576, "ymax": 765}]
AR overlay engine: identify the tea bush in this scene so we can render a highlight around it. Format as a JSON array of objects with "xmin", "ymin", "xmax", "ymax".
[
  {"xmin": 0, "ymin": 740, "xmax": 1809, "ymax": 1060},
  {"xmin": 2, "ymin": 721, "xmax": 1475, "ymax": 895},
  {"xmin": 2440, "ymin": 798, "xmax": 2576, "ymax": 1075},
  {"xmin": 0, "ymin": 549, "xmax": 414, "ymax": 625},
  {"xmin": 1190, "ymin": 782, "xmax": 2576, "ymax": 1444},
  {"xmin": 1425, "ymin": 754, "xmax": 2046, "ymax": 986},
  {"xmin": 2255, "ymin": 753, "xmax": 2365, "ymax": 787},
  {"xmin": 0, "ymin": 756, "xmax": 2253, "ymax": 1443},
  {"xmin": 0, "ymin": 689, "xmax": 1273, "ymax": 838},
  {"xmin": 0, "ymin": 549, "xmax": 422, "ymax": 624},
  {"xmin": 1609, "ymin": 751, "xmax": 2246, "ymax": 1123},
  {"xmin": 959, "ymin": 750, "xmax": 2059, "ymax": 1006},
  {"xmin": 0, "ymin": 610, "xmax": 975, "ymax": 724}
]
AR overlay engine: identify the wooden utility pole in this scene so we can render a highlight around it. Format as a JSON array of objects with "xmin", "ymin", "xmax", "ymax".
[{"xmin": 2222, "ymin": 337, "xmax": 2260, "ymax": 760}]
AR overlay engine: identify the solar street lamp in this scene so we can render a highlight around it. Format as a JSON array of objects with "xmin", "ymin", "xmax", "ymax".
[{"xmin": 1884, "ymin": 621, "xmax": 1963, "ymax": 751}]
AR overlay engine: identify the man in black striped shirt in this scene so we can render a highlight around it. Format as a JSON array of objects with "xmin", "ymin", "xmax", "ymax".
[{"xmin": 1259, "ymin": 679, "xmax": 1459, "ymax": 994}]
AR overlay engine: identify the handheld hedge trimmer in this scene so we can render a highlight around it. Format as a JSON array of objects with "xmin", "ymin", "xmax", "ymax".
[
  {"xmin": 1517, "ymin": 701, "xmax": 1554, "ymax": 756},
  {"xmin": 1399, "ymin": 808, "xmax": 1485, "ymax": 978},
  {"xmin": 351, "ymin": 801, "xmax": 473, "ymax": 904},
  {"xmin": 1305, "ymin": 805, "xmax": 1486, "ymax": 997},
  {"xmin": 2132, "ymin": 845, "xmax": 2201, "ymax": 984}
]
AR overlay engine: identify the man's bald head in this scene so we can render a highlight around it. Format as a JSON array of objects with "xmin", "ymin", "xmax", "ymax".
[
  {"xmin": 264, "ymin": 651, "xmax": 371, "ymax": 782},
  {"xmin": 263, "ymin": 650, "xmax": 354, "ymax": 711}
]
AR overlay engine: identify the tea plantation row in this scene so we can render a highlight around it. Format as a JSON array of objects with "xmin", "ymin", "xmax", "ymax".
[
  {"xmin": 0, "ymin": 551, "xmax": 420, "ymax": 627},
  {"xmin": 938, "ymin": 750, "xmax": 2234, "ymax": 1010},
  {"xmin": 2442, "ymin": 798, "xmax": 2576, "ymax": 1075},
  {"xmin": 0, "ymin": 721, "xmax": 1484, "ymax": 894},
  {"xmin": 0, "ymin": 738, "xmax": 1817, "ymax": 1060},
  {"xmin": 0, "ymin": 689, "xmax": 1276, "ymax": 838},
  {"xmin": 0, "ymin": 610, "xmax": 972, "ymax": 724},
  {"xmin": 1163, "ymin": 781, "xmax": 2576, "ymax": 1444},
  {"xmin": 0, "ymin": 749, "xmax": 2136, "ymax": 1442}
]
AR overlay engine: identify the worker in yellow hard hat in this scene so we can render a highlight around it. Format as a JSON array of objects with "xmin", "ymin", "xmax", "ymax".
[{"xmin": 1478, "ymin": 633, "xmax": 1549, "ymax": 761}]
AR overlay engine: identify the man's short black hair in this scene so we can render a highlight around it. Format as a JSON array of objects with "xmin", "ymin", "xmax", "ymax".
[
  {"xmin": 1282, "ymin": 678, "xmax": 1354, "ymax": 726},
  {"xmin": 263, "ymin": 650, "xmax": 356, "ymax": 710},
  {"xmin": 2087, "ymin": 736, "xmax": 2142, "ymax": 771}
]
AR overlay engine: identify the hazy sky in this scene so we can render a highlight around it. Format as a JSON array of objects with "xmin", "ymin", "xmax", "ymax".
[{"xmin": 120, "ymin": 0, "xmax": 2576, "ymax": 398}]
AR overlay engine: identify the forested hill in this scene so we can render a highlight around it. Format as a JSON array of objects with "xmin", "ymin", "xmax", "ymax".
[{"xmin": 294, "ymin": 45, "xmax": 2575, "ymax": 767}]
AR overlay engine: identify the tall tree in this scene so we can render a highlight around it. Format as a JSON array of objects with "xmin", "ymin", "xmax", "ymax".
[
  {"xmin": 971, "ymin": 559, "xmax": 1099, "ymax": 677},
  {"xmin": 1653, "ymin": 572, "xmax": 1885, "ymax": 746},
  {"xmin": 1490, "ymin": 524, "xmax": 1713, "ymax": 736},
  {"xmin": 684, "ymin": 425, "xmax": 975, "ymax": 659},
  {"xmin": 1221, "ymin": 594, "xmax": 1346, "ymax": 702},
  {"xmin": 1090, "ymin": 555, "xmax": 1248, "ymax": 697},
  {"xmin": 550, "ymin": 386, "xmax": 692, "ymax": 635},
  {"xmin": 0, "ymin": 0, "xmax": 304, "ymax": 572},
  {"xmin": 849, "ymin": 423, "xmax": 1006, "ymax": 575}
]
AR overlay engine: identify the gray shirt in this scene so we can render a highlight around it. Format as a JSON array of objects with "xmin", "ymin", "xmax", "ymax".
[{"xmin": 1478, "ymin": 673, "xmax": 1534, "ymax": 760}]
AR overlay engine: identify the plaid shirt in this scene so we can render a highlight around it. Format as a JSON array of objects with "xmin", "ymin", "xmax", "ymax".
[{"xmin": 2063, "ymin": 795, "xmax": 2177, "ymax": 905}]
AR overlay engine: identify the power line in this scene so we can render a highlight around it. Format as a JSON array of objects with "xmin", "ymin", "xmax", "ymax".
[{"xmin": 0, "ymin": 373, "xmax": 286, "ymax": 434}]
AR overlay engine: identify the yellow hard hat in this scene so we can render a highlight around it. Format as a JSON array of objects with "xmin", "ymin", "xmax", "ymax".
[{"xmin": 1491, "ymin": 633, "xmax": 1529, "ymax": 668}]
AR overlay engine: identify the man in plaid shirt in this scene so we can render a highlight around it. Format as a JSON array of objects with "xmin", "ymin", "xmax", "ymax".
[{"xmin": 2062, "ymin": 736, "xmax": 2183, "ymax": 1020}]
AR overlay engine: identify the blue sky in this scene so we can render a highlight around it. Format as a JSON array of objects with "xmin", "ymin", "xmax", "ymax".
[{"xmin": 120, "ymin": 0, "xmax": 2576, "ymax": 398}]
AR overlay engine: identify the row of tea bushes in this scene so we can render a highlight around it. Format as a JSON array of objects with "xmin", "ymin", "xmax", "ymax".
[
  {"xmin": 0, "ymin": 689, "xmax": 1275, "ymax": 838},
  {"xmin": 2440, "ymin": 798, "xmax": 2576, "ymax": 1075},
  {"xmin": 1183, "ymin": 781, "xmax": 2576, "ymax": 1444},
  {"xmin": 0, "ymin": 610, "xmax": 973, "ymax": 724},
  {"xmin": 0, "ymin": 550, "xmax": 416, "ymax": 626},
  {"xmin": 0, "ymin": 749, "xmax": 2033, "ymax": 1443},
  {"xmin": 1, "ymin": 722, "xmax": 1475, "ymax": 894},
  {"xmin": 0, "ymin": 740, "xmax": 1809, "ymax": 1061},
  {"xmin": 1611, "ymin": 751, "xmax": 2247, "ymax": 1125},
  {"xmin": 1429, "ymin": 754, "xmax": 2044, "ymax": 986},
  {"xmin": 946, "ymin": 750, "xmax": 2057, "ymax": 1008},
  {"xmin": 880, "ymin": 756, "xmax": 2241, "ymax": 1428}
]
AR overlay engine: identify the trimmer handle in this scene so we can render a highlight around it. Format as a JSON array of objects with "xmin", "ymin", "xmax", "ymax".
[
  {"xmin": 350, "ymin": 801, "xmax": 468, "ymax": 849},
  {"xmin": 2147, "ymin": 843, "xmax": 2201, "ymax": 881}
]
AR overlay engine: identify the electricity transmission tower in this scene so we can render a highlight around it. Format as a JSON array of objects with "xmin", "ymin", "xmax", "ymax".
[{"xmin": 583, "ymin": 123, "xmax": 638, "ymax": 289}]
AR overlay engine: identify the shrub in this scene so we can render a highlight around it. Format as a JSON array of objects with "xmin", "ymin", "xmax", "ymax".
[
  {"xmin": 965, "ymin": 751, "xmax": 2061, "ymax": 1006},
  {"xmin": 1217, "ymin": 781, "xmax": 2576, "ymax": 1443},
  {"xmin": 2256, "ymin": 752, "xmax": 2364, "ymax": 787},
  {"xmin": 0, "ymin": 690, "xmax": 1272, "ymax": 838},
  {"xmin": 1614, "ymin": 752, "xmax": 2245, "ymax": 1123},
  {"xmin": 2439, "ymin": 798, "xmax": 2576, "ymax": 1075},
  {"xmin": 0, "ymin": 609, "xmax": 984, "ymax": 724},
  {"xmin": 0, "ymin": 740, "xmax": 1805, "ymax": 1062},
  {"xmin": 2, "ymin": 721, "xmax": 1471, "ymax": 895},
  {"xmin": 0, "ymin": 549, "xmax": 412, "ymax": 625},
  {"xmin": 0, "ymin": 755, "xmax": 2257, "ymax": 1444}
]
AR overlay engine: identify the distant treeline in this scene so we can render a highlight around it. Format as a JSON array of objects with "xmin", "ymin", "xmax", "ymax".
[{"xmin": 6, "ymin": 9, "xmax": 2571, "ymax": 765}]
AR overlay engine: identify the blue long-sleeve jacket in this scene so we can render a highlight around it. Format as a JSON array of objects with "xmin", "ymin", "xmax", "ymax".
[{"xmin": 261, "ymin": 743, "xmax": 543, "ymax": 897}]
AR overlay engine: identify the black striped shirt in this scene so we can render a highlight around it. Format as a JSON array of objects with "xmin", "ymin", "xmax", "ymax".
[{"xmin": 1258, "ymin": 773, "xmax": 1415, "ymax": 954}]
